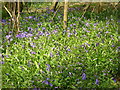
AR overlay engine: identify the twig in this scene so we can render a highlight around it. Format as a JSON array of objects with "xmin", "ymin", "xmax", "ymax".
[{"xmin": 4, "ymin": 5, "xmax": 12, "ymax": 18}]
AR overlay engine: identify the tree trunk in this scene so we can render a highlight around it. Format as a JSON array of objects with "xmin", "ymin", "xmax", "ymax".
[
  {"xmin": 50, "ymin": 0, "xmax": 59, "ymax": 11},
  {"xmin": 63, "ymin": 0, "xmax": 68, "ymax": 29},
  {"xmin": 17, "ymin": 1, "xmax": 20, "ymax": 34},
  {"xmin": 4, "ymin": 2, "xmax": 21, "ymax": 36}
]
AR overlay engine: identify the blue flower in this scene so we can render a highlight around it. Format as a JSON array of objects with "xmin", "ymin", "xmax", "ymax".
[
  {"xmin": 30, "ymin": 51, "xmax": 36, "ymax": 54},
  {"xmin": 30, "ymin": 43, "xmax": 36, "ymax": 48},
  {"xmin": 112, "ymin": 78, "xmax": 116, "ymax": 83},
  {"xmin": 29, "ymin": 16, "xmax": 34, "ymax": 19},
  {"xmin": 37, "ymin": 31, "xmax": 44, "ymax": 36},
  {"xmin": 67, "ymin": 48, "xmax": 71, "ymax": 51},
  {"xmin": 95, "ymin": 79, "xmax": 99, "ymax": 85},
  {"xmin": 70, "ymin": 24, "xmax": 73, "ymax": 27},
  {"xmin": 112, "ymin": 45, "xmax": 115, "ymax": 47},
  {"xmin": 6, "ymin": 73, "xmax": 9, "ymax": 76},
  {"xmin": 105, "ymin": 31, "xmax": 109, "ymax": 33},
  {"xmin": 16, "ymin": 32, "xmax": 26, "ymax": 38},
  {"xmin": 6, "ymin": 35, "xmax": 11, "ymax": 39},
  {"xmin": 85, "ymin": 23, "xmax": 89, "ymax": 26},
  {"xmin": 52, "ymin": 30, "xmax": 58, "ymax": 34},
  {"xmin": 26, "ymin": 33, "xmax": 33, "ymax": 37},
  {"xmin": 28, "ymin": 27, "xmax": 32, "ymax": 30},
  {"xmin": 68, "ymin": 33, "xmax": 72, "ymax": 37},
  {"xmin": 37, "ymin": 23, "xmax": 42, "ymax": 26},
  {"xmin": 50, "ymin": 52, "xmax": 54, "ymax": 57},
  {"xmin": 42, "ymin": 80, "xmax": 53, "ymax": 87},
  {"xmin": 46, "ymin": 64, "xmax": 50, "ymax": 71},
  {"xmin": 96, "ymin": 43, "xmax": 99, "ymax": 46},
  {"xmin": 42, "ymin": 27, "xmax": 46, "ymax": 30},
  {"xmin": 82, "ymin": 73, "xmax": 86, "ymax": 80},
  {"xmin": 45, "ymin": 32, "xmax": 50, "ymax": 36},
  {"xmin": 0, "ymin": 61, "xmax": 4, "ymax": 64},
  {"xmin": 2, "ymin": 19, "xmax": 6, "ymax": 23}
]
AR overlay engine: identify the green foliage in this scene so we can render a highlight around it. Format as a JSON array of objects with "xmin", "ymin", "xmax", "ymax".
[{"xmin": 1, "ymin": 3, "xmax": 119, "ymax": 88}]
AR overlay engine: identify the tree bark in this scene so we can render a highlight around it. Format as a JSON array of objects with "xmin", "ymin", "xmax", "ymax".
[
  {"xmin": 4, "ymin": 2, "xmax": 21, "ymax": 35},
  {"xmin": 63, "ymin": 0, "xmax": 68, "ymax": 29},
  {"xmin": 17, "ymin": 0, "xmax": 20, "ymax": 34}
]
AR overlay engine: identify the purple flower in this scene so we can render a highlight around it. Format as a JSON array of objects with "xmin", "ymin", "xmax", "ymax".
[
  {"xmin": 6, "ymin": 73, "xmax": 9, "ymax": 76},
  {"xmin": 42, "ymin": 80, "xmax": 53, "ymax": 87},
  {"xmin": 29, "ymin": 16, "xmax": 34, "ymax": 19},
  {"xmin": 50, "ymin": 52, "xmax": 54, "ymax": 57},
  {"xmin": 34, "ymin": 37, "xmax": 38, "ymax": 39},
  {"xmin": 30, "ymin": 43, "xmax": 36, "ymax": 48},
  {"xmin": 9, "ymin": 31, "xmax": 12, "ymax": 34},
  {"xmin": 84, "ymin": 43, "xmax": 90, "ymax": 46},
  {"xmin": 46, "ymin": 78, "xmax": 50, "ymax": 80},
  {"xmin": 96, "ymin": 43, "xmax": 99, "ymax": 46},
  {"xmin": 77, "ymin": 62, "xmax": 82, "ymax": 65},
  {"xmin": 2, "ymin": 19, "xmax": 6, "ymax": 23},
  {"xmin": 46, "ymin": 64, "xmax": 50, "ymax": 71},
  {"xmin": 94, "ymin": 23, "xmax": 98, "ymax": 26},
  {"xmin": 73, "ymin": 23, "xmax": 76, "ymax": 25},
  {"xmin": 52, "ymin": 30, "xmax": 58, "ymax": 34},
  {"xmin": 82, "ymin": 73, "xmax": 86, "ymax": 80},
  {"xmin": 6, "ymin": 35, "xmax": 11, "ymax": 39},
  {"xmin": 45, "ymin": 32, "xmax": 50, "ymax": 36},
  {"xmin": 86, "ymin": 30, "xmax": 91, "ymax": 33},
  {"xmin": 30, "ymin": 51, "xmax": 36, "ymax": 54},
  {"xmin": 46, "ymin": 64, "xmax": 50, "ymax": 67},
  {"xmin": 42, "ymin": 27, "xmax": 46, "ymax": 30},
  {"xmin": 16, "ymin": 32, "xmax": 26, "ymax": 38},
  {"xmin": 85, "ymin": 23, "xmax": 89, "ymax": 26},
  {"xmin": 112, "ymin": 45, "xmax": 115, "ymax": 47},
  {"xmin": 105, "ymin": 31, "xmax": 109, "ymax": 33},
  {"xmin": 69, "ymin": 72, "xmax": 72, "ymax": 75},
  {"xmin": 73, "ymin": 30, "xmax": 77, "ymax": 35},
  {"xmin": 67, "ymin": 49, "xmax": 71, "ymax": 51},
  {"xmin": 68, "ymin": 33, "xmax": 72, "ymax": 37},
  {"xmin": 96, "ymin": 34, "xmax": 100, "ymax": 38},
  {"xmin": 28, "ymin": 27, "xmax": 32, "ymax": 30},
  {"xmin": 0, "ymin": 61, "xmax": 5, "ymax": 64},
  {"xmin": 112, "ymin": 78, "xmax": 116, "ymax": 83},
  {"xmin": 5, "ymin": 55, "xmax": 9, "ymax": 58},
  {"xmin": 37, "ymin": 23, "xmax": 42, "ymax": 26},
  {"xmin": 26, "ymin": 33, "xmax": 33, "ymax": 37},
  {"xmin": 95, "ymin": 79, "xmax": 99, "ymax": 85},
  {"xmin": 70, "ymin": 24, "xmax": 73, "ymax": 27},
  {"xmin": 85, "ymin": 50, "xmax": 88, "ymax": 53},
  {"xmin": 37, "ymin": 31, "xmax": 44, "ymax": 36}
]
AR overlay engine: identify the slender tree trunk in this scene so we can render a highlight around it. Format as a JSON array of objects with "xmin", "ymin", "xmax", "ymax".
[
  {"xmin": 63, "ymin": 0, "xmax": 68, "ymax": 29},
  {"xmin": 17, "ymin": 0, "xmax": 20, "ymax": 34},
  {"xmin": 12, "ymin": 2, "xmax": 17, "ymax": 31},
  {"xmin": 4, "ymin": 2, "xmax": 20, "ymax": 36},
  {"xmin": 8, "ymin": 2, "xmax": 12, "ymax": 29}
]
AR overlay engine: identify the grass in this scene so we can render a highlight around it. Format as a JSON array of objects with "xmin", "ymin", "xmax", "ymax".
[{"xmin": 1, "ymin": 3, "xmax": 120, "ymax": 88}]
